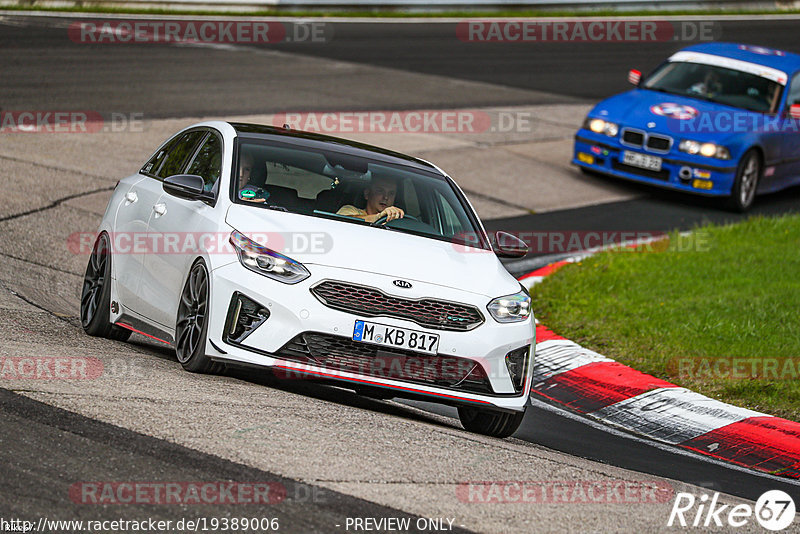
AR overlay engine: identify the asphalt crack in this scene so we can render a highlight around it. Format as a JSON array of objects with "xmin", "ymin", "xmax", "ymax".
[
  {"xmin": 0, "ymin": 250, "xmax": 82, "ymax": 277},
  {"xmin": 0, "ymin": 279, "xmax": 79, "ymax": 325},
  {"xmin": 0, "ymin": 184, "xmax": 114, "ymax": 224}
]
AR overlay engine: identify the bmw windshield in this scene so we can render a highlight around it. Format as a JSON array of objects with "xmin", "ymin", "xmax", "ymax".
[
  {"xmin": 643, "ymin": 60, "xmax": 784, "ymax": 113},
  {"xmin": 231, "ymin": 138, "xmax": 491, "ymax": 250}
]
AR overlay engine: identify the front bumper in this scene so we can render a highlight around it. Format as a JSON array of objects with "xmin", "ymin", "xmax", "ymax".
[
  {"xmin": 573, "ymin": 130, "xmax": 738, "ymax": 197},
  {"xmin": 206, "ymin": 262, "xmax": 535, "ymax": 412}
]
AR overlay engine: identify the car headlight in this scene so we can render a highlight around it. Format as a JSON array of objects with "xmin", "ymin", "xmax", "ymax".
[
  {"xmin": 229, "ymin": 230, "xmax": 310, "ymax": 284},
  {"xmin": 487, "ymin": 288, "xmax": 532, "ymax": 323},
  {"xmin": 678, "ymin": 140, "xmax": 731, "ymax": 160},
  {"xmin": 583, "ymin": 117, "xmax": 619, "ymax": 137}
]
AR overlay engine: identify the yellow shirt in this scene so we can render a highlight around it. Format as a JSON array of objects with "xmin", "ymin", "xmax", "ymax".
[{"xmin": 336, "ymin": 205, "xmax": 367, "ymax": 217}]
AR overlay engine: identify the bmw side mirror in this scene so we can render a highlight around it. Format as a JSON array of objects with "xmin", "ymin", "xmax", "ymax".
[
  {"xmin": 628, "ymin": 69, "xmax": 642, "ymax": 86},
  {"xmin": 163, "ymin": 174, "xmax": 208, "ymax": 201},
  {"xmin": 494, "ymin": 231, "xmax": 529, "ymax": 259}
]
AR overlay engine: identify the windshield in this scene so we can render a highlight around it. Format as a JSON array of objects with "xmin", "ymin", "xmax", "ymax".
[
  {"xmin": 231, "ymin": 139, "xmax": 490, "ymax": 250},
  {"xmin": 643, "ymin": 61, "xmax": 783, "ymax": 113}
]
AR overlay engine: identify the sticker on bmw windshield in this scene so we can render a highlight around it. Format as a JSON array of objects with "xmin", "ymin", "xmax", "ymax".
[
  {"xmin": 738, "ymin": 45, "xmax": 786, "ymax": 56},
  {"xmin": 650, "ymin": 103, "xmax": 699, "ymax": 120}
]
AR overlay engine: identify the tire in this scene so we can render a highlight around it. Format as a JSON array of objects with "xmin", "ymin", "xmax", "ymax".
[
  {"xmin": 80, "ymin": 233, "xmax": 132, "ymax": 342},
  {"xmin": 175, "ymin": 260, "xmax": 223, "ymax": 374},
  {"xmin": 458, "ymin": 406, "xmax": 526, "ymax": 438},
  {"xmin": 726, "ymin": 149, "xmax": 761, "ymax": 212}
]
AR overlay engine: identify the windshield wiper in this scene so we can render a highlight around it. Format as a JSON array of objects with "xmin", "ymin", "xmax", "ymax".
[
  {"xmin": 311, "ymin": 210, "xmax": 371, "ymax": 226},
  {"xmin": 645, "ymin": 87, "xmax": 677, "ymax": 95},
  {"xmin": 265, "ymin": 204, "xmax": 289, "ymax": 212}
]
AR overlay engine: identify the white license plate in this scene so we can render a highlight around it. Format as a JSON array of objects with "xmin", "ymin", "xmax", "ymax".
[
  {"xmin": 623, "ymin": 151, "xmax": 662, "ymax": 171},
  {"xmin": 352, "ymin": 320, "xmax": 439, "ymax": 355}
]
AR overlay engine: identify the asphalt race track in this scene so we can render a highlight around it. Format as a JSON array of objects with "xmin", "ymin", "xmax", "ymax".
[{"xmin": 1, "ymin": 13, "xmax": 799, "ymax": 532}]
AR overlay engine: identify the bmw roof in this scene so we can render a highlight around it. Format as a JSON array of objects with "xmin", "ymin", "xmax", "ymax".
[{"xmin": 678, "ymin": 42, "xmax": 800, "ymax": 74}]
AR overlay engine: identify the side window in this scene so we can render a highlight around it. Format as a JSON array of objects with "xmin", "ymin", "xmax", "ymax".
[
  {"xmin": 156, "ymin": 131, "xmax": 206, "ymax": 179},
  {"xmin": 786, "ymin": 73, "xmax": 800, "ymax": 108},
  {"xmin": 186, "ymin": 133, "xmax": 223, "ymax": 191},
  {"xmin": 141, "ymin": 135, "xmax": 180, "ymax": 176}
]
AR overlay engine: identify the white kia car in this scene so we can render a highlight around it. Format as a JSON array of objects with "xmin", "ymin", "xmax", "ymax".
[{"xmin": 81, "ymin": 121, "xmax": 535, "ymax": 437}]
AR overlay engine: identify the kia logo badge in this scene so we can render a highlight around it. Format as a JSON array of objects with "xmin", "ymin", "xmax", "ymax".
[{"xmin": 393, "ymin": 280, "xmax": 412, "ymax": 289}]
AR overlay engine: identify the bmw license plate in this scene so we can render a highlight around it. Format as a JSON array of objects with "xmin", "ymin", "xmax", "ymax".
[
  {"xmin": 353, "ymin": 320, "xmax": 439, "ymax": 355},
  {"xmin": 622, "ymin": 151, "xmax": 662, "ymax": 171}
]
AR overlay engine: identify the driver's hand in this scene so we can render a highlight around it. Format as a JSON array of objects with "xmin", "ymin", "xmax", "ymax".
[{"xmin": 380, "ymin": 206, "xmax": 404, "ymax": 222}]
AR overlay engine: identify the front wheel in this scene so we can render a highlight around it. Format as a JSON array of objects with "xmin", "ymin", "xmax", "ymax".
[
  {"xmin": 175, "ymin": 261, "xmax": 223, "ymax": 374},
  {"xmin": 458, "ymin": 406, "xmax": 526, "ymax": 438},
  {"xmin": 726, "ymin": 149, "xmax": 761, "ymax": 212}
]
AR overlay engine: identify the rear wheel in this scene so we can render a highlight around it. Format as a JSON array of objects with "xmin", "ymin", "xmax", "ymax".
[
  {"xmin": 80, "ymin": 233, "xmax": 131, "ymax": 341},
  {"xmin": 726, "ymin": 149, "xmax": 761, "ymax": 212},
  {"xmin": 458, "ymin": 406, "xmax": 525, "ymax": 438},
  {"xmin": 175, "ymin": 261, "xmax": 223, "ymax": 374}
]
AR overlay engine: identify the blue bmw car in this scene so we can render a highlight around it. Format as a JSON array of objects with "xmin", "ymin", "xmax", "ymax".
[{"xmin": 573, "ymin": 42, "xmax": 800, "ymax": 211}]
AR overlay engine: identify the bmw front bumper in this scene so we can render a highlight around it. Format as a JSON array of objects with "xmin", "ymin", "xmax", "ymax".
[{"xmin": 573, "ymin": 130, "xmax": 738, "ymax": 197}]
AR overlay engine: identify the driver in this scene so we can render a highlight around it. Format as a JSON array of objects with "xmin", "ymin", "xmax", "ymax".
[
  {"xmin": 690, "ymin": 70, "xmax": 722, "ymax": 96},
  {"xmin": 337, "ymin": 176, "xmax": 405, "ymax": 223}
]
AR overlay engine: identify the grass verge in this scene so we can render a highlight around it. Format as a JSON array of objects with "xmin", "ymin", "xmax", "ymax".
[{"xmin": 530, "ymin": 214, "xmax": 800, "ymax": 420}]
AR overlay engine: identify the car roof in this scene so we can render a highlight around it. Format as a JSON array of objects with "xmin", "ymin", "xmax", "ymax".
[
  {"xmin": 229, "ymin": 122, "xmax": 440, "ymax": 174},
  {"xmin": 680, "ymin": 42, "xmax": 800, "ymax": 74}
]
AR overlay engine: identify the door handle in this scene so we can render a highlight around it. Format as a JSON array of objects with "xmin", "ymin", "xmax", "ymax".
[
  {"xmin": 124, "ymin": 191, "xmax": 138, "ymax": 205},
  {"xmin": 153, "ymin": 203, "xmax": 167, "ymax": 217}
]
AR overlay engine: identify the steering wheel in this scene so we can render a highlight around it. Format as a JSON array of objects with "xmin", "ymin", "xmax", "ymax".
[{"xmin": 370, "ymin": 213, "xmax": 419, "ymax": 227}]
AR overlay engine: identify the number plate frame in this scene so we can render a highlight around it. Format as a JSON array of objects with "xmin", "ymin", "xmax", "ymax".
[
  {"xmin": 352, "ymin": 320, "xmax": 440, "ymax": 355},
  {"xmin": 622, "ymin": 150, "xmax": 663, "ymax": 171}
]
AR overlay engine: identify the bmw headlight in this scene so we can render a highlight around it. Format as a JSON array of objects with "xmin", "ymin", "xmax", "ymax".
[
  {"xmin": 230, "ymin": 230, "xmax": 310, "ymax": 284},
  {"xmin": 679, "ymin": 139, "xmax": 731, "ymax": 160},
  {"xmin": 487, "ymin": 288, "xmax": 532, "ymax": 323},
  {"xmin": 583, "ymin": 117, "xmax": 619, "ymax": 137}
]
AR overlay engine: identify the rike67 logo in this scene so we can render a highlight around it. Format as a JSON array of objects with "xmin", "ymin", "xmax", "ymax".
[{"xmin": 668, "ymin": 490, "xmax": 796, "ymax": 531}]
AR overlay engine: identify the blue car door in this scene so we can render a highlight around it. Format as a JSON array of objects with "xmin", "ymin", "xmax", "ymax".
[{"xmin": 780, "ymin": 72, "xmax": 800, "ymax": 186}]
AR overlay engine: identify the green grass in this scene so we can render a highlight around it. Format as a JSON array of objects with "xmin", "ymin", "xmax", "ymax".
[
  {"xmin": 531, "ymin": 215, "xmax": 800, "ymax": 421},
  {"xmin": 2, "ymin": 5, "xmax": 800, "ymax": 17}
]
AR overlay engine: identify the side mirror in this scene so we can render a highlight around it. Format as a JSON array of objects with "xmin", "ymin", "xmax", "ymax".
[
  {"xmin": 163, "ymin": 174, "xmax": 207, "ymax": 200},
  {"xmin": 628, "ymin": 69, "xmax": 642, "ymax": 86},
  {"xmin": 789, "ymin": 104, "xmax": 800, "ymax": 120},
  {"xmin": 494, "ymin": 231, "xmax": 529, "ymax": 259}
]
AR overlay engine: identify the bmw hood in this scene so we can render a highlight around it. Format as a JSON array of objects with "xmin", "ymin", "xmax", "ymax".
[
  {"xmin": 591, "ymin": 89, "xmax": 762, "ymax": 142},
  {"xmin": 225, "ymin": 204, "xmax": 519, "ymax": 298}
]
